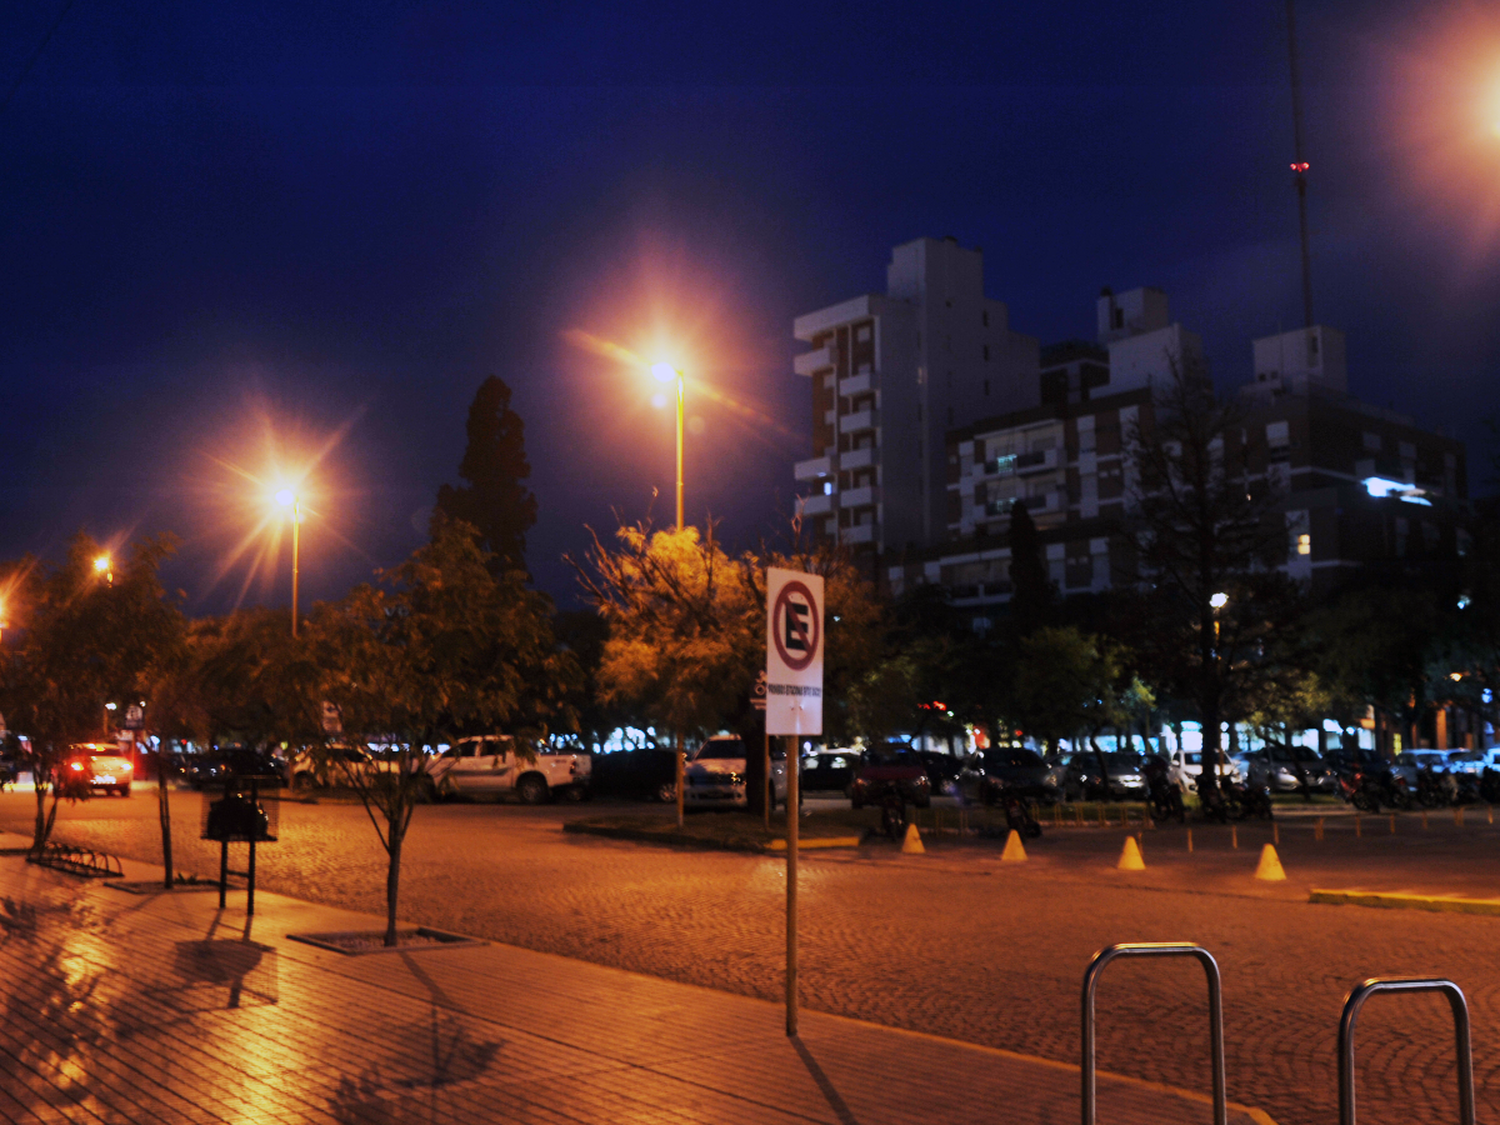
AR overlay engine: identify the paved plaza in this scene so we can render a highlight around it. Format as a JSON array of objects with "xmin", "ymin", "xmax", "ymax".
[{"xmin": 2, "ymin": 792, "xmax": 1498, "ymax": 1123}]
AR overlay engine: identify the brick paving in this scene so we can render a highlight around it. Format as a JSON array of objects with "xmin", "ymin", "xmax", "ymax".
[
  {"xmin": 0, "ymin": 850, "xmax": 1270, "ymax": 1124},
  {"xmin": 4, "ymin": 792, "xmax": 1500, "ymax": 1124}
]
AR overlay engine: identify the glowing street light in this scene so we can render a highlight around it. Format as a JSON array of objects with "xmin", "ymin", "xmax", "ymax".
[
  {"xmin": 651, "ymin": 362, "xmax": 685, "ymax": 532},
  {"xmin": 93, "ymin": 554, "xmax": 113, "ymax": 586},
  {"xmin": 1209, "ymin": 592, "xmax": 1229, "ymax": 611},
  {"xmin": 275, "ymin": 489, "xmax": 302, "ymax": 638}
]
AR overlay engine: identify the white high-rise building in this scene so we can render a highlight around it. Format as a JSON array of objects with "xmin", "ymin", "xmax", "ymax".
[{"xmin": 791, "ymin": 237, "xmax": 1039, "ymax": 556}]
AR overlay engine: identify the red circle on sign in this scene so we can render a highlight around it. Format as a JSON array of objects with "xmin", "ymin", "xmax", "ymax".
[{"xmin": 772, "ymin": 581, "xmax": 820, "ymax": 672}]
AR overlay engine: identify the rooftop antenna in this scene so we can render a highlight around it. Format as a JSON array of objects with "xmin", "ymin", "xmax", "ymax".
[{"xmin": 1287, "ymin": 0, "xmax": 1314, "ymax": 329}]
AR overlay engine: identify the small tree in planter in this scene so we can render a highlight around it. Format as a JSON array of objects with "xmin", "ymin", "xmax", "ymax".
[{"xmin": 316, "ymin": 516, "xmax": 575, "ymax": 947}]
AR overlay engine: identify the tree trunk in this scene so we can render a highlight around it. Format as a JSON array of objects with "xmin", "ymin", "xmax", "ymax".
[
  {"xmin": 157, "ymin": 743, "xmax": 174, "ymax": 889},
  {"xmin": 31, "ymin": 773, "xmax": 48, "ymax": 852},
  {"xmin": 384, "ymin": 826, "xmax": 403, "ymax": 947}
]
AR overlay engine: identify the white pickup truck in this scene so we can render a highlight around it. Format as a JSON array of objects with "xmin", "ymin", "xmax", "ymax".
[{"xmin": 427, "ymin": 736, "xmax": 590, "ymax": 803}]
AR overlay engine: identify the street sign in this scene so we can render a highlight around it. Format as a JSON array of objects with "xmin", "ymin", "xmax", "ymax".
[
  {"xmin": 125, "ymin": 704, "xmax": 145, "ymax": 731},
  {"xmin": 750, "ymin": 669, "xmax": 767, "ymax": 712},
  {"xmin": 320, "ymin": 700, "xmax": 343, "ymax": 735},
  {"xmin": 765, "ymin": 567, "xmax": 824, "ymax": 736}
]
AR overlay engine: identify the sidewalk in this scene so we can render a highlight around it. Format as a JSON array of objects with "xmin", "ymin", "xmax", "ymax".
[{"xmin": 0, "ymin": 845, "xmax": 1276, "ymax": 1125}]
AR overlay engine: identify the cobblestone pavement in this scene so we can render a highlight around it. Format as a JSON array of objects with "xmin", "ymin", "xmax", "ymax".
[{"xmin": 4, "ymin": 790, "xmax": 1499, "ymax": 1125}]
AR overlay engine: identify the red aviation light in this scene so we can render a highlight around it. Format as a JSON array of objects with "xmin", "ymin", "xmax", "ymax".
[{"xmin": 1290, "ymin": 162, "xmax": 1310, "ymax": 173}]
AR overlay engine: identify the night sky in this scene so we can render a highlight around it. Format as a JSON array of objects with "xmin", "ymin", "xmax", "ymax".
[{"xmin": 3, "ymin": 1, "xmax": 1498, "ymax": 612}]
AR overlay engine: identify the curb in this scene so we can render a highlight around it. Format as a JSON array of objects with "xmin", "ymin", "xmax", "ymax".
[
  {"xmin": 562, "ymin": 821, "xmax": 863, "ymax": 854},
  {"xmin": 1309, "ymin": 888, "xmax": 1500, "ymax": 916}
]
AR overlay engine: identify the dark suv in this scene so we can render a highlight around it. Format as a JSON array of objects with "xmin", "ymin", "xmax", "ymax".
[{"xmin": 963, "ymin": 747, "xmax": 1055, "ymax": 805}]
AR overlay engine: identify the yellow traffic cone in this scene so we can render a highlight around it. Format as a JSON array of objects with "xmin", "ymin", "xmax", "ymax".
[
  {"xmin": 901, "ymin": 822, "xmax": 925, "ymax": 855},
  {"xmin": 1118, "ymin": 835, "xmax": 1146, "ymax": 871},
  {"xmin": 1000, "ymin": 829, "xmax": 1027, "ymax": 863},
  {"xmin": 1254, "ymin": 843, "xmax": 1286, "ymax": 882}
]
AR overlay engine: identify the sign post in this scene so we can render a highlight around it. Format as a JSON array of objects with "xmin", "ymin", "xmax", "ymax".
[{"xmin": 765, "ymin": 567, "xmax": 824, "ymax": 1038}]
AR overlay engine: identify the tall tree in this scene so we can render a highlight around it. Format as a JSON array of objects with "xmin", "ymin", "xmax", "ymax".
[
  {"xmin": 434, "ymin": 376, "xmax": 538, "ymax": 575},
  {"xmin": 1007, "ymin": 499, "xmax": 1055, "ymax": 636},
  {"xmin": 1127, "ymin": 358, "xmax": 1283, "ymax": 789}
]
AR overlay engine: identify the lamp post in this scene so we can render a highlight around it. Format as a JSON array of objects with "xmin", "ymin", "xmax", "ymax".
[
  {"xmin": 650, "ymin": 362, "xmax": 687, "ymax": 823},
  {"xmin": 276, "ymin": 489, "xmax": 301, "ymax": 638},
  {"xmin": 93, "ymin": 554, "xmax": 113, "ymax": 586},
  {"xmin": 651, "ymin": 362, "xmax": 685, "ymax": 531}
]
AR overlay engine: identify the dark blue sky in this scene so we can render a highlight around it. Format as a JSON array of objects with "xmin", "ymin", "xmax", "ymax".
[{"xmin": 3, "ymin": 1, "xmax": 1498, "ymax": 609}]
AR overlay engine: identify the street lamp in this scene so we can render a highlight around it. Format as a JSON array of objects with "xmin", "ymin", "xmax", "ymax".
[
  {"xmin": 651, "ymin": 362, "xmax": 685, "ymax": 531},
  {"xmin": 1210, "ymin": 591, "xmax": 1228, "ymax": 647},
  {"xmin": 275, "ymin": 489, "xmax": 302, "ymax": 638},
  {"xmin": 93, "ymin": 554, "xmax": 113, "ymax": 586}
]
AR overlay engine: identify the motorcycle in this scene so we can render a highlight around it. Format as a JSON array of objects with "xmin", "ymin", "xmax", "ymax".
[
  {"xmin": 1143, "ymin": 755, "xmax": 1185, "ymax": 824},
  {"xmin": 877, "ymin": 781, "xmax": 908, "ymax": 841},
  {"xmin": 1336, "ymin": 768, "xmax": 1381, "ymax": 813},
  {"xmin": 1195, "ymin": 773, "xmax": 1232, "ymax": 823},
  {"xmin": 999, "ymin": 789, "xmax": 1043, "ymax": 839},
  {"xmin": 1224, "ymin": 776, "xmax": 1274, "ymax": 820}
]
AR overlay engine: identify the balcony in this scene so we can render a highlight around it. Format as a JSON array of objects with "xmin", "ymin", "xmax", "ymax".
[
  {"xmin": 794, "ymin": 346, "xmax": 836, "ymax": 377},
  {"xmin": 841, "ymin": 446, "xmax": 875, "ymax": 471},
  {"xmin": 1015, "ymin": 448, "xmax": 1059, "ymax": 475},
  {"xmin": 796, "ymin": 493, "xmax": 833, "ymax": 517},
  {"xmin": 794, "ymin": 456, "xmax": 832, "ymax": 482},
  {"xmin": 840, "ymin": 408, "xmax": 879, "ymax": 435},
  {"xmin": 984, "ymin": 491, "xmax": 1060, "ymax": 518},
  {"xmin": 841, "ymin": 485, "xmax": 879, "ymax": 509},
  {"xmin": 986, "ymin": 448, "xmax": 1058, "ymax": 476},
  {"xmin": 838, "ymin": 372, "xmax": 873, "ymax": 397},
  {"xmin": 842, "ymin": 523, "xmax": 875, "ymax": 545}
]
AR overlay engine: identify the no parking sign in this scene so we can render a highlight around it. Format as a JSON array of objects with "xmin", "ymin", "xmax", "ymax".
[{"xmin": 765, "ymin": 567, "xmax": 823, "ymax": 737}]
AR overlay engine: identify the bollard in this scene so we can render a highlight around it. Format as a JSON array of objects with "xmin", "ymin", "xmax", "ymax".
[
  {"xmin": 1490, "ymin": 806, "xmax": 1494, "ymax": 826},
  {"xmin": 1316, "ymin": 817, "xmax": 1324, "ymax": 841},
  {"xmin": 1390, "ymin": 814, "xmax": 1396, "ymax": 835},
  {"xmin": 1422, "ymin": 810, "xmax": 1429, "ymax": 831},
  {"xmin": 1231, "ymin": 824, "xmax": 1238, "ymax": 849},
  {"xmin": 1456, "ymin": 807, "xmax": 1464, "ymax": 828},
  {"xmin": 1273, "ymin": 822, "xmax": 1279, "ymax": 846},
  {"xmin": 1053, "ymin": 805, "xmax": 1060, "ymax": 828},
  {"xmin": 1356, "ymin": 815, "xmax": 1362, "ymax": 838},
  {"xmin": 1187, "ymin": 827, "xmax": 1194, "ymax": 853}
]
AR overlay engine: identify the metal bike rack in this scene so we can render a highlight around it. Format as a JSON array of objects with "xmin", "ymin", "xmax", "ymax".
[
  {"xmin": 1338, "ymin": 978, "xmax": 1474, "ymax": 1125},
  {"xmin": 1081, "ymin": 942, "xmax": 1226, "ymax": 1125}
]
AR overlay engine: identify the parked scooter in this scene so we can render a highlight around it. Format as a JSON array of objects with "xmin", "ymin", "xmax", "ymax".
[
  {"xmin": 878, "ymin": 781, "xmax": 908, "ymax": 841},
  {"xmin": 1144, "ymin": 755, "xmax": 1186, "ymax": 824},
  {"xmin": 1224, "ymin": 775, "xmax": 1274, "ymax": 820},
  {"xmin": 1000, "ymin": 789, "xmax": 1043, "ymax": 839}
]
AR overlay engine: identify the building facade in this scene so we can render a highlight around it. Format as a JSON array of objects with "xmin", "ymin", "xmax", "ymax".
[
  {"xmin": 791, "ymin": 238, "xmax": 1039, "ymax": 557},
  {"xmin": 885, "ymin": 309, "xmax": 1468, "ymax": 615}
]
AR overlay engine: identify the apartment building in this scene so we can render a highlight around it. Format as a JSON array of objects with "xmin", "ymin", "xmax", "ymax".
[
  {"xmin": 885, "ymin": 303, "xmax": 1468, "ymax": 614},
  {"xmin": 791, "ymin": 237, "xmax": 1039, "ymax": 557}
]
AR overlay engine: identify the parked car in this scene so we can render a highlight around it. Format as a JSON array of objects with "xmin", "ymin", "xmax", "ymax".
[
  {"xmin": 1166, "ymin": 748, "xmax": 1242, "ymax": 793},
  {"xmin": 286, "ymin": 743, "xmax": 379, "ymax": 791},
  {"xmin": 915, "ymin": 750, "xmax": 964, "ymax": 794},
  {"xmin": 1446, "ymin": 750, "xmax": 1486, "ymax": 776},
  {"xmin": 849, "ymin": 743, "xmax": 931, "ymax": 809},
  {"xmin": 64, "ymin": 743, "xmax": 134, "ymax": 797},
  {"xmin": 801, "ymin": 749, "xmax": 859, "ymax": 794},
  {"xmin": 428, "ymin": 736, "xmax": 590, "ymax": 803},
  {"xmin": 958, "ymin": 747, "xmax": 1056, "ymax": 805},
  {"xmin": 680, "ymin": 735, "xmax": 788, "ymax": 809},
  {"xmin": 1243, "ymin": 744, "xmax": 1335, "ymax": 793},
  {"xmin": 1063, "ymin": 752, "xmax": 1146, "ymax": 801},
  {"xmin": 184, "ymin": 747, "xmax": 285, "ymax": 789}
]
